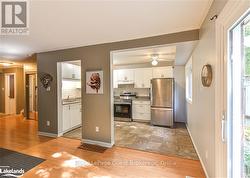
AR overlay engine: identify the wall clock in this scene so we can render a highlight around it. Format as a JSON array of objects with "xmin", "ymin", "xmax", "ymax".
[{"xmin": 201, "ymin": 64, "xmax": 212, "ymax": 87}]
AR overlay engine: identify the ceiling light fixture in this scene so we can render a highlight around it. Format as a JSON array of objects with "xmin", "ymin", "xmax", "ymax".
[
  {"xmin": 0, "ymin": 62, "xmax": 13, "ymax": 67},
  {"xmin": 151, "ymin": 54, "xmax": 159, "ymax": 66}
]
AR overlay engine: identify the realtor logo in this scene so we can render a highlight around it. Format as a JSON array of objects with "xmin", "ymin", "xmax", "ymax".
[{"xmin": 0, "ymin": 0, "xmax": 29, "ymax": 35}]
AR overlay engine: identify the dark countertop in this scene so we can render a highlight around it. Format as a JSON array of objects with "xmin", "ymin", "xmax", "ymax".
[
  {"xmin": 114, "ymin": 96, "xmax": 150, "ymax": 101},
  {"xmin": 133, "ymin": 97, "xmax": 150, "ymax": 101}
]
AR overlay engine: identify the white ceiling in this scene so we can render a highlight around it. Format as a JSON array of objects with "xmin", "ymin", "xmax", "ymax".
[
  {"xmin": 113, "ymin": 41, "xmax": 197, "ymax": 66},
  {"xmin": 0, "ymin": 0, "xmax": 212, "ymax": 60},
  {"xmin": 113, "ymin": 45, "xmax": 177, "ymax": 65}
]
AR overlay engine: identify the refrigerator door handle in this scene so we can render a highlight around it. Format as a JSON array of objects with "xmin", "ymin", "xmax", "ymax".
[
  {"xmin": 150, "ymin": 83, "xmax": 153, "ymax": 105},
  {"xmin": 151, "ymin": 107, "xmax": 173, "ymax": 111}
]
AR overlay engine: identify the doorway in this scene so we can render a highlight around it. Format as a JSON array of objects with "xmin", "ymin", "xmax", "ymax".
[
  {"xmin": 57, "ymin": 60, "xmax": 82, "ymax": 140},
  {"xmin": 110, "ymin": 45, "xmax": 198, "ymax": 160},
  {"xmin": 26, "ymin": 73, "xmax": 38, "ymax": 120},
  {"xmin": 4, "ymin": 73, "xmax": 16, "ymax": 115}
]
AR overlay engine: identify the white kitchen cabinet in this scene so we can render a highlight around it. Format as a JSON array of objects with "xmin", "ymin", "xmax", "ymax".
[
  {"xmin": 134, "ymin": 68, "xmax": 152, "ymax": 88},
  {"xmin": 62, "ymin": 63, "xmax": 81, "ymax": 80},
  {"xmin": 132, "ymin": 100, "xmax": 151, "ymax": 122},
  {"xmin": 117, "ymin": 69, "xmax": 135, "ymax": 84},
  {"xmin": 113, "ymin": 70, "xmax": 119, "ymax": 88},
  {"xmin": 62, "ymin": 105, "xmax": 71, "ymax": 131},
  {"xmin": 62, "ymin": 103, "xmax": 81, "ymax": 132},
  {"xmin": 152, "ymin": 66, "xmax": 173, "ymax": 78},
  {"xmin": 70, "ymin": 103, "xmax": 82, "ymax": 127},
  {"xmin": 74, "ymin": 65, "xmax": 81, "ymax": 79}
]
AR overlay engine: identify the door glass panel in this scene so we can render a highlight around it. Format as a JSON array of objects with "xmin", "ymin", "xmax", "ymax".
[
  {"xmin": 230, "ymin": 13, "xmax": 250, "ymax": 178},
  {"xmin": 244, "ymin": 17, "xmax": 250, "ymax": 178}
]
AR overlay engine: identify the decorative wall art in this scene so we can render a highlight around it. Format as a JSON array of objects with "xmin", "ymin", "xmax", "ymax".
[
  {"xmin": 39, "ymin": 73, "xmax": 53, "ymax": 91},
  {"xmin": 201, "ymin": 64, "xmax": 213, "ymax": 87},
  {"xmin": 86, "ymin": 70, "xmax": 103, "ymax": 94}
]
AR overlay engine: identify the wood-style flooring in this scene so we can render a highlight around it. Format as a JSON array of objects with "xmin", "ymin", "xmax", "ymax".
[{"xmin": 0, "ymin": 115, "xmax": 205, "ymax": 178}]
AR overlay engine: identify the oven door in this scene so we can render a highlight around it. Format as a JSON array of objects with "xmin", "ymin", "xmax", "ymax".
[{"xmin": 114, "ymin": 104, "xmax": 131, "ymax": 118}]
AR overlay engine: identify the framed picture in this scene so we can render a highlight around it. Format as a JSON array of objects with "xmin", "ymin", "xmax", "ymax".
[{"xmin": 86, "ymin": 70, "xmax": 103, "ymax": 94}]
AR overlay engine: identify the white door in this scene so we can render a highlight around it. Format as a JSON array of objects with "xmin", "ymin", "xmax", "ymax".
[
  {"xmin": 5, "ymin": 73, "xmax": 16, "ymax": 114},
  {"xmin": 217, "ymin": 2, "xmax": 250, "ymax": 177}
]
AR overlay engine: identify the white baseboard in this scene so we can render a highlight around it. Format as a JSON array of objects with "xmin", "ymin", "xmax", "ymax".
[
  {"xmin": 38, "ymin": 132, "xmax": 59, "ymax": 138},
  {"xmin": 186, "ymin": 124, "xmax": 209, "ymax": 178},
  {"xmin": 82, "ymin": 139, "xmax": 113, "ymax": 148}
]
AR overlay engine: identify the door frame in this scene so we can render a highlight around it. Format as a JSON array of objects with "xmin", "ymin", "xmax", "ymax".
[
  {"xmin": 215, "ymin": 0, "xmax": 250, "ymax": 177},
  {"xmin": 25, "ymin": 72, "xmax": 37, "ymax": 119},
  {"xmin": 4, "ymin": 73, "xmax": 16, "ymax": 114}
]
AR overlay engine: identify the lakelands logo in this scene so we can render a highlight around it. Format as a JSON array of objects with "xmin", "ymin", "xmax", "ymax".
[
  {"xmin": 0, "ymin": 166, "xmax": 24, "ymax": 177},
  {"xmin": 0, "ymin": 0, "xmax": 29, "ymax": 35}
]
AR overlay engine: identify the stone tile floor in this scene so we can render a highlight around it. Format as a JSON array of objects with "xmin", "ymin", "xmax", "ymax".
[
  {"xmin": 115, "ymin": 121, "xmax": 198, "ymax": 160},
  {"xmin": 63, "ymin": 121, "xmax": 199, "ymax": 160},
  {"xmin": 63, "ymin": 127, "xmax": 82, "ymax": 140}
]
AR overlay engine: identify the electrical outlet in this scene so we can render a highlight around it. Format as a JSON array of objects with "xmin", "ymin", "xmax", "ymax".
[
  {"xmin": 46, "ymin": 121, "xmax": 50, "ymax": 126},
  {"xmin": 95, "ymin": 126, "xmax": 99, "ymax": 132}
]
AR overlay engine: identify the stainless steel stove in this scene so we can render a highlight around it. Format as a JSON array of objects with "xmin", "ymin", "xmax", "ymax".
[{"xmin": 114, "ymin": 92, "xmax": 136, "ymax": 122}]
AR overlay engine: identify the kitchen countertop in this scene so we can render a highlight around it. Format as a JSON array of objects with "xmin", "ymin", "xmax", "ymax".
[
  {"xmin": 114, "ymin": 96, "xmax": 150, "ymax": 101},
  {"xmin": 62, "ymin": 98, "xmax": 81, "ymax": 105}
]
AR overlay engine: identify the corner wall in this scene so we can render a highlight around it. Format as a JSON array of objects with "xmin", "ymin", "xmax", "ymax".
[{"xmin": 186, "ymin": 0, "xmax": 228, "ymax": 177}]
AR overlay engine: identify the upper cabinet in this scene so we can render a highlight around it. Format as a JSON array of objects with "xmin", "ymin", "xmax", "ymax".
[
  {"xmin": 62, "ymin": 63, "xmax": 81, "ymax": 80},
  {"xmin": 113, "ymin": 66, "xmax": 174, "ymax": 89},
  {"xmin": 152, "ymin": 66, "xmax": 173, "ymax": 78},
  {"xmin": 113, "ymin": 70, "xmax": 119, "ymax": 88},
  {"xmin": 117, "ymin": 69, "xmax": 135, "ymax": 84},
  {"xmin": 134, "ymin": 68, "xmax": 152, "ymax": 88}
]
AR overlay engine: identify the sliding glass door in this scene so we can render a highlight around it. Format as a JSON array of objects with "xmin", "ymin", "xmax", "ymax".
[{"xmin": 229, "ymin": 12, "xmax": 250, "ymax": 178}]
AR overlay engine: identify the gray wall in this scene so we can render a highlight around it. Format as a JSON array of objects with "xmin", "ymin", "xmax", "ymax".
[
  {"xmin": 37, "ymin": 30, "xmax": 199, "ymax": 142},
  {"xmin": 186, "ymin": 0, "xmax": 228, "ymax": 177},
  {"xmin": 174, "ymin": 66, "xmax": 186, "ymax": 122}
]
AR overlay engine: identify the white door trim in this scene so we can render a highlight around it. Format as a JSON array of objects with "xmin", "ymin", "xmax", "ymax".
[{"xmin": 215, "ymin": 1, "xmax": 250, "ymax": 177}]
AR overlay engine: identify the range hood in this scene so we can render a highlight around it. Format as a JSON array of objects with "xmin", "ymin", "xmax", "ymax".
[{"xmin": 117, "ymin": 80, "xmax": 134, "ymax": 85}]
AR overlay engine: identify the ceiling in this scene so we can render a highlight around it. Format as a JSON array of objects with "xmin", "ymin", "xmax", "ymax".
[
  {"xmin": 0, "ymin": 0, "xmax": 212, "ymax": 60},
  {"xmin": 113, "ymin": 41, "xmax": 197, "ymax": 66}
]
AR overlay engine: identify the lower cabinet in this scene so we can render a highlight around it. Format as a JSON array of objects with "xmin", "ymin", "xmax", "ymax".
[
  {"xmin": 132, "ymin": 100, "xmax": 151, "ymax": 122},
  {"xmin": 62, "ymin": 103, "xmax": 81, "ymax": 132}
]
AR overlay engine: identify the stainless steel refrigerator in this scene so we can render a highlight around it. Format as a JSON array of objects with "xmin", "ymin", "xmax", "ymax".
[{"xmin": 150, "ymin": 78, "xmax": 174, "ymax": 127}]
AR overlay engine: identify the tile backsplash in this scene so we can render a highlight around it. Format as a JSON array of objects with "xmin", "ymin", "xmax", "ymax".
[
  {"xmin": 62, "ymin": 80, "xmax": 81, "ymax": 99},
  {"xmin": 114, "ymin": 84, "xmax": 150, "ymax": 97}
]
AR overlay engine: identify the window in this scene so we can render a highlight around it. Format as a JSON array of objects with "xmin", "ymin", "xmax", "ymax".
[{"xmin": 185, "ymin": 57, "xmax": 192, "ymax": 103}]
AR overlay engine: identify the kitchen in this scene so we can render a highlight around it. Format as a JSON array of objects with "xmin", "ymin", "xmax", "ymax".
[
  {"xmin": 57, "ymin": 60, "xmax": 82, "ymax": 139},
  {"xmin": 112, "ymin": 44, "xmax": 198, "ymax": 160}
]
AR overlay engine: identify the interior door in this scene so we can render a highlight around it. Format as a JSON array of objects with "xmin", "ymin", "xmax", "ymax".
[{"xmin": 5, "ymin": 74, "xmax": 16, "ymax": 114}]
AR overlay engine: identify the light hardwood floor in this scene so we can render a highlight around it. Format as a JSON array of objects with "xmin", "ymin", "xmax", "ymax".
[{"xmin": 0, "ymin": 115, "xmax": 205, "ymax": 178}]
